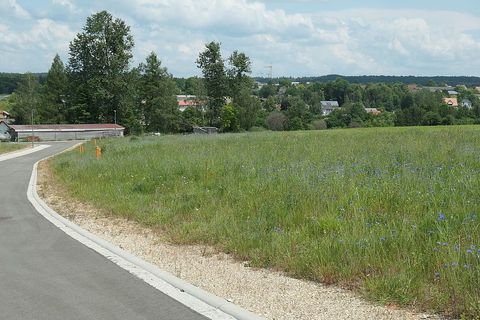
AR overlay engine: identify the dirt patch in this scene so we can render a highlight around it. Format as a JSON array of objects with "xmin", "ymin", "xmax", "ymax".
[{"xmin": 37, "ymin": 160, "xmax": 440, "ymax": 320}]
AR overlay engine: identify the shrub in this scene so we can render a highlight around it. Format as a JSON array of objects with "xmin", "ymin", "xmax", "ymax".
[
  {"xmin": 308, "ymin": 119, "xmax": 327, "ymax": 130},
  {"xmin": 265, "ymin": 111, "xmax": 287, "ymax": 131}
]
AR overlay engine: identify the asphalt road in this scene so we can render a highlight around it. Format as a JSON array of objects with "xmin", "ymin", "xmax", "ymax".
[{"xmin": 0, "ymin": 142, "xmax": 209, "ymax": 320}]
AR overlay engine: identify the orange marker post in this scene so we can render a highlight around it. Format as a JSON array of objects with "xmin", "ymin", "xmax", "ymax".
[{"xmin": 95, "ymin": 146, "xmax": 102, "ymax": 159}]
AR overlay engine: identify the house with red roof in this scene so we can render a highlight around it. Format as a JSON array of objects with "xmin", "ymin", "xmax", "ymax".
[{"xmin": 176, "ymin": 95, "xmax": 206, "ymax": 112}]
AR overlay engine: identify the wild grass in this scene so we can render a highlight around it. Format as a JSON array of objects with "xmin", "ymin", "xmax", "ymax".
[
  {"xmin": 0, "ymin": 143, "xmax": 27, "ymax": 154},
  {"xmin": 51, "ymin": 127, "xmax": 480, "ymax": 318}
]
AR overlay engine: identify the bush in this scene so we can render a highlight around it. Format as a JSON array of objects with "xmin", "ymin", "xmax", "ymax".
[
  {"xmin": 308, "ymin": 119, "xmax": 327, "ymax": 130},
  {"xmin": 265, "ymin": 111, "xmax": 287, "ymax": 131}
]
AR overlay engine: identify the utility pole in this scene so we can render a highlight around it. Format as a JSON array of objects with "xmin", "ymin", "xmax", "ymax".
[
  {"xmin": 31, "ymin": 109, "xmax": 34, "ymax": 148},
  {"xmin": 114, "ymin": 109, "xmax": 117, "ymax": 136}
]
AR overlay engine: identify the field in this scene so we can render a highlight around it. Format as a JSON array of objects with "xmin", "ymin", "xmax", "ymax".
[
  {"xmin": 0, "ymin": 143, "xmax": 27, "ymax": 154},
  {"xmin": 51, "ymin": 127, "xmax": 480, "ymax": 318}
]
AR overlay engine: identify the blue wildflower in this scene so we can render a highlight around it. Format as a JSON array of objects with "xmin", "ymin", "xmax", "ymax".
[{"xmin": 437, "ymin": 212, "xmax": 446, "ymax": 221}]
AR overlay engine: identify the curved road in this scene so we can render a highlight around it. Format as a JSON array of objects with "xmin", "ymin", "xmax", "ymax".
[{"xmin": 0, "ymin": 142, "xmax": 208, "ymax": 320}]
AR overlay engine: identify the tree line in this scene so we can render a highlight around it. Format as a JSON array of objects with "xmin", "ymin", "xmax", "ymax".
[
  {"xmin": 256, "ymin": 75, "xmax": 480, "ymax": 87},
  {"xmin": 255, "ymin": 79, "xmax": 480, "ymax": 129},
  {"xmin": 4, "ymin": 10, "xmax": 480, "ymax": 134}
]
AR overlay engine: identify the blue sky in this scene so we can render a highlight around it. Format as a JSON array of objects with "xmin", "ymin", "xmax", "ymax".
[{"xmin": 1, "ymin": 0, "xmax": 480, "ymax": 77}]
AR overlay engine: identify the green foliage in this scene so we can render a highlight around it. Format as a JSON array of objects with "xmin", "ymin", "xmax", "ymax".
[
  {"xmin": 265, "ymin": 111, "xmax": 287, "ymax": 131},
  {"xmin": 67, "ymin": 10, "xmax": 134, "ymax": 124},
  {"xmin": 182, "ymin": 107, "xmax": 205, "ymax": 130},
  {"xmin": 283, "ymin": 96, "xmax": 312, "ymax": 130},
  {"xmin": 184, "ymin": 77, "xmax": 207, "ymax": 97},
  {"xmin": 234, "ymin": 88, "xmax": 261, "ymax": 131},
  {"xmin": 221, "ymin": 103, "xmax": 239, "ymax": 132},
  {"xmin": 0, "ymin": 73, "xmax": 24, "ymax": 94},
  {"xmin": 259, "ymin": 84, "xmax": 277, "ymax": 99},
  {"xmin": 40, "ymin": 54, "xmax": 68, "ymax": 123},
  {"xmin": 138, "ymin": 52, "xmax": 180, "ymax": 133},
  {"xmin": 9, "ymin": 73, "xmax": 40, "ymax": 124},
  {"xmin": 0, "ymin": 94, "xmax": 15, "ymax": 112},
  {"xmin": 263, "ymin": 96, "xmax": 277, "ymax": 112},
  {"xmin": 366, "ymin": 112, "xmax": 395, "ymax": 127},
  {"xmin": 52, "ymin": 127, "xmax": 480, "ymax": 318},
  {"xmin": 196, "ymin": 41, "xmax": 228, "ymax": 127},
  {"xmin": 308, "ymin": 119, "xmax": 327, "ymax": 130},
  {"xmin": 0, "ymin": 143, "xmax": 27, "ymax": 154}
]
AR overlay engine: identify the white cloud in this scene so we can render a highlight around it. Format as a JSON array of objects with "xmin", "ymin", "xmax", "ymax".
[
  {"xmin": 1, "ymin": 1, "xmax": 480, "ymax": 76},
  {"xmin": 0, "ymin": 0, "xmax": 31, "ymax": 19},
  {"xmin": 0, "ymin": 18, "xmax": 75, "ymax": 72},
  {"xmin": 52, "ymin": 0, "xmax": 78, "ymax": 13},
  {"xmin": 307, "ymin": 9, "xmax": 480, "ymax": 75}
]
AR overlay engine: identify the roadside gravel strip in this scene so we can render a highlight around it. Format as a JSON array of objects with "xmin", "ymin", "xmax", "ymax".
[{"xmin": 34, "ymin": 156, "xmax": 442, "ymax": 319}]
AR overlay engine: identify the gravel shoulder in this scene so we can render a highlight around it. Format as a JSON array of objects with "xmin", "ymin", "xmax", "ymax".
[{"xmin": 37, "ymin": 160, "xmax": 441, "ymax": 320}]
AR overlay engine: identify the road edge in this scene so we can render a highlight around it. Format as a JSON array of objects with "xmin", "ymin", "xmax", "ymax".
[{"xmin": 27, "ymin": 148, "xmax": 264, "ymax": 320}]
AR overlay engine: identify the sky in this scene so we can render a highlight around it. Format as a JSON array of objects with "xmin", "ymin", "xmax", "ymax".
[{"xmin": 1, "ymin": 0, "xmax": 480, "ymax": 78}]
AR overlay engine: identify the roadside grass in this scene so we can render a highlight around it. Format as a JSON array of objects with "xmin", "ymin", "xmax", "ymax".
[
  {"xmin": 0, "ymin": 143, "xmax": 28, "ymax": 155},
  {"xmin": 51, "ymin": 126, "xmax": 480, "ymax": 318}
]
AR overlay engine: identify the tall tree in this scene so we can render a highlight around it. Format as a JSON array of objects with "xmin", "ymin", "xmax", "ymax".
[
  {"xmin": 226, "ymin": 50, "xmax": 259, "ymax": 130},
  {"xmin": 227, "ymin": 51, "xmax": 252, "ymax": 98},
  {"xmin": 67, "ymin": 10, "xmax": 134, "ymax": 124},
  {"xmin": 196, "ymin": 41, "xmax": 227, "ymax": 127},
  {"xmin": 41, "ymin": 54, "xmax": 68, "ymax": 123},
  {"xmin": 10, "ymin": 73, "xmax": 40, "ymax": 124},
  {"xmin": 138, "ymin": 52, "xmax": 180, "ymax": 133}
]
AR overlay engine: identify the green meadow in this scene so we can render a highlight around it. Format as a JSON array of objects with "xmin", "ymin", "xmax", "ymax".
[
  {"xmin": 51, "ymin": 127, "xmax": 480, "ymax": 318},
  {"xmin": 0, "ymin": 143, "xmax": 27, "ymax": 154}
]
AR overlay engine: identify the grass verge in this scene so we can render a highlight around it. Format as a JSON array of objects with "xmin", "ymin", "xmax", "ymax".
[
  {"xmin": 51, "ymin": 127, "xmax": 480, "ymax": 318},
  {"xmin": 0, "ymin": 143, "xmax": 28, "ymax": 155}
]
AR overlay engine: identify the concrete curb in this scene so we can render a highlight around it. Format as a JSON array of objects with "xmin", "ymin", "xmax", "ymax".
[{"xmin": 27, "ymin": 151, "xmax": 264, "ymax": 320}]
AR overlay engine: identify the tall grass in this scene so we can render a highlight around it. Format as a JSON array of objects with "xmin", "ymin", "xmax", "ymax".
[
  {"xmin": 51, "ymin": 127, "xmax": 480, "ymax": 318},
  {"xmin": 0, "ymin": 143, "xmax": 27, "ymax": 154}
]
